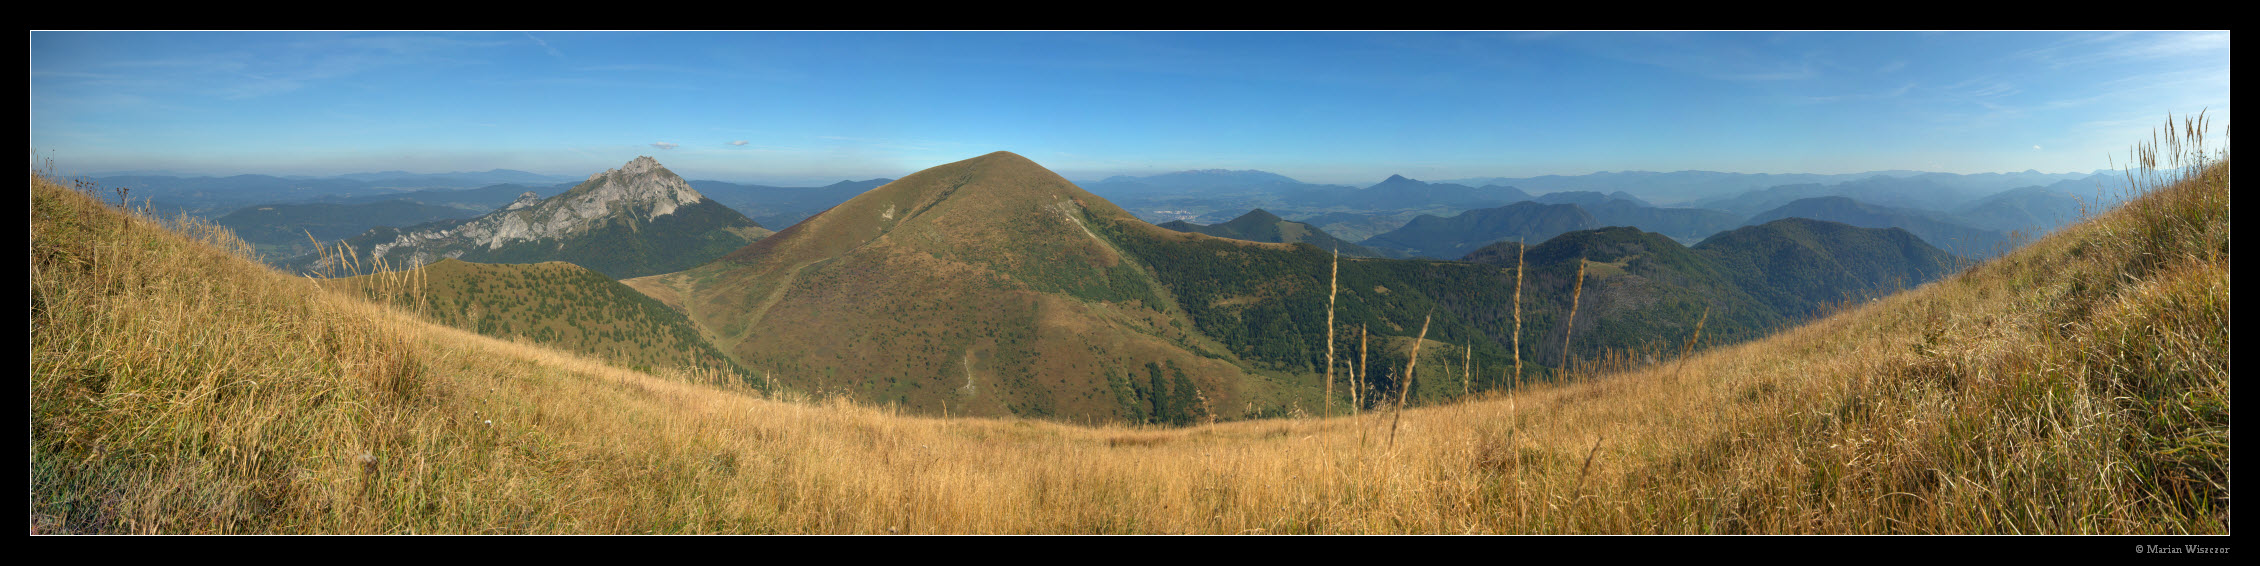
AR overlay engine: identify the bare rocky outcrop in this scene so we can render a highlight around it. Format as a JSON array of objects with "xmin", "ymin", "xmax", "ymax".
[{"xmin": 330, "ymin": 156, "xmax": 743, "ymax": 275}]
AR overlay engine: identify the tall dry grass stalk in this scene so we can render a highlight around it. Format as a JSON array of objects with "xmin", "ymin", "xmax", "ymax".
[
  {"xmin": 1672, "ymin": 307, "xmax": 1709, "ymax": 382},
  {"xmin": 1560, "ymin": 257, "xmax": 1588, "ymax": 372},
  {"xmin": 1461, "ymin": 344, "xmax": 1471, "ymax": 396},
  {"xmin": 1387, "ymin": 312, "xmax": 1432, "ymax": 449},
  {"xmin": 1355, "ymin": 324, "xmax": 1367, "ymax": 416},
  {"xmin": 1325, "ymin": 248, "xmax": 1339, "ymax": 419},
  {"xmin": 1512, "ymin": 238, "xmax": 1524, "ymax": 391}
]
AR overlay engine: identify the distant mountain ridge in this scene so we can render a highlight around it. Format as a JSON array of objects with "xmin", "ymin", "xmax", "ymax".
[
  {"xmin": 217, "ymin": 199, "xmax": 485, "ymax": 263},
  {"xmin": 1447, "ymin": 169, "xmax": 2106, "ymax": 206},
  {"xmin": 691, "ymin": 178, "xmax": 895, "ymax": 229},
  {"xmin": 1952, "ymin": 186, "xmax": 2090, "ymax": 236},
  {"xmin": 320, "ymin": 168, "xmax": 577, "ymax": 186},
  {"xmin": 1357, "ymin": 201, "xmax": 1599, "ymax": 259},
  {"xmin": 1742, "ymin": 196, "xmax": 2010, "ymax": 258},
  {"xmin": 1157, "ymin": 209, "xmax": 1387, "ymax": 257}
]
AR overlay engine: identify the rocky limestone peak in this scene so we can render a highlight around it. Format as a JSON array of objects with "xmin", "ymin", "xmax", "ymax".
[
  {"xmin": 556, "ymin": 156, "xmax": 707, "ymax": 222},
  {"xmin": 503, "ymin": 191, "xmax": 541, "ymax": 211},
  {"xmin": 620, "ymin": 155, "xmax": 663, "ymax": 177},
  {"xmin": 363, "ymin": 157, "xmax": 724, "ymax": 262}
]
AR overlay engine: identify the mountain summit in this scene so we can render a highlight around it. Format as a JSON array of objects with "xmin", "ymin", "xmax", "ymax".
[
  {"xmin": 312, "ymin": 156, "xmax": 769, "ymax": 279},
  {"xmin": 632, "ymin": 151, "xmax": 1263, "ymax": 420}
]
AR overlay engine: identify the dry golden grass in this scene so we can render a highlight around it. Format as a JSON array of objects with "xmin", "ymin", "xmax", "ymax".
[{"xmin": 29, "ymin": 119, "xmax": 2226, "ymax": 533}]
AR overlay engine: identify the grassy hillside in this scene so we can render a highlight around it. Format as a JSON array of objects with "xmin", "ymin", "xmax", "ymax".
[
  {"xmin": 332, "ymin": 258, "xmax": 741, "ymax": 376},
  {"xmin": 29, "ymin": 122, "xmax": 2226, "ymax": 533}
]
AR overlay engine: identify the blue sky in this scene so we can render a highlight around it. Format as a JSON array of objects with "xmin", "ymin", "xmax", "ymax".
[{"xmin": 30, "ymin": 31, "xmax": 2230, "ymax": 186}]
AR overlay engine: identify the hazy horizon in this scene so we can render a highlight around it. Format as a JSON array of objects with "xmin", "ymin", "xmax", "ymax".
[
  {"xmin": 32, "ymin": 31, "xmax": 2228, "ymax": 185},
  {"xmin": 58, "ymin": 159, "xmax": 2121, "ymax": 190}
]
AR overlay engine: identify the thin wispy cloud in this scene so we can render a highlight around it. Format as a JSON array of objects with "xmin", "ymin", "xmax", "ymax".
[
  {"xmin": 651, "ymin": 142, "xmax": 680, "ymax": 150},
  {"xmin": 729, "ymin": 140, "xmax": 750, "ymax": 146},
  {"xmin": 1802, "ymin": 82, "xmax": 1917, "ymax": 103},
  {"xmin": 1557, "ymin": 32, "xmax": 1825, "ymax": 82},
  {"xmin": 43, "ymin": 34, "xmax": 514, "ymax": 102},
  {"xmin": 524, "ymin": 32, "xmax": 564, "ymax": 59},
  {"xmin": 2009, "ymin": 31, "xmax": 2229, "ymax": 69}
]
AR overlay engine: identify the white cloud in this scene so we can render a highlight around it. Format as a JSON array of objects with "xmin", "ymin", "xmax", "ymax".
[
  {"xmin": 651, "ymin": 142, "xmax": 679, "ymax": 150},
  {"xmin": 729, "ymin": 140, "xmax": 749, "ymax": 146}
]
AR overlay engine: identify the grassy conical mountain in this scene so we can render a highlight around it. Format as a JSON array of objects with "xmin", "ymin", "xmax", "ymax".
[
  {"xmin": 635, "ymin": 151, "xmax": 1253, "ymax": 421},
  {"xmin": 304, "ymin": 156, "xmax": 771, "ymax": 279}
]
